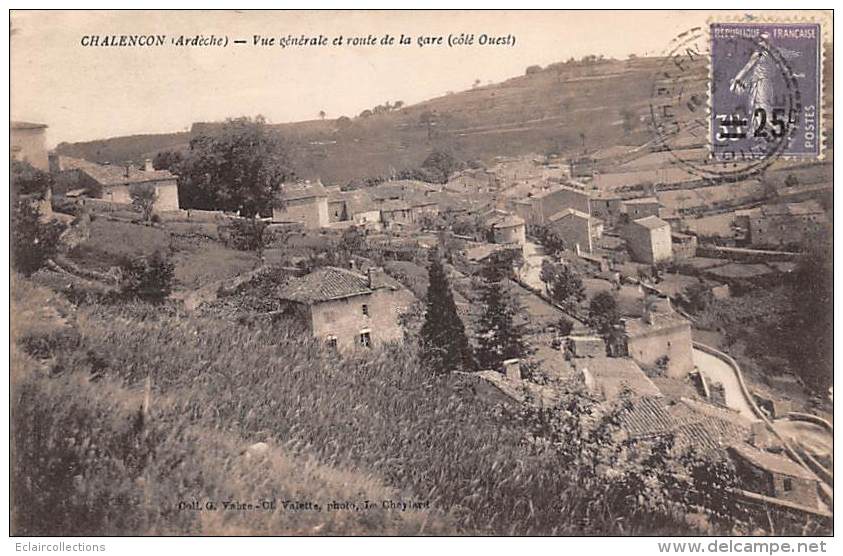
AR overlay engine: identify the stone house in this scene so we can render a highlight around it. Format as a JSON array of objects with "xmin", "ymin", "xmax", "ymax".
[
  {"xmin": 625, "ymin": 215, "xmax": 672, "ymax": 264},
  {"xmin": 622, "ymin": 197, "xmax": 663, "ymax": 222},
  {"xmin": 671, "ymin": 232, "xmax": 698, "ymax": 260},
  {"xmin": 327, "ymin": 189, "xmax": 382, "ymax": 230},
  {"xmin": 509, "ymin": 184, "xmax": 595, "ymax": 226},
  {"xmin": 380, "ymin": 200, "xmax": 415, "ymax": 228},
  {"xmin": 619, "ymin": 297, "xmax": 694, "ymax": 379},
  {"xmin": 50, "ymin": 155, "xmax": 180, "ymax": 212},
  {"xmin": 575, "ymin": 356, "xmax": 661, "ymax": 400},
  {"xmin": 728, "ymin": 443, "xmax": 821, "ymax": 509},
  {"xmin": 566, "ymin": 335, "xmax": 607, "ymax": 358},
  {"xmin": 276, "ymin": 266, "xmax": 414, "ymax": 351},
  {"xmin": 273, "ymin": 180, "xmax": 329, "ymax": 228},
  {"xmin": 409, "ymin": 200, "xmax": 440, "ymax": 224},
  {"xmin": 589, "ymin": 195, "xmax": 625, "ymax": 225},
  {"xmin": 737, "ymin": 201, "xmax": 830, "ymax": 248},
  {"xmin": 486, "ymin": 212, "xmax": 526, "ymax": 245},
  {"xmin": 11, "ymin": 121, "xmax": 50, "ymax": 171},
  {"xmin": 547, "ymin": 208, "xmax": 602, "ymax": 254}
]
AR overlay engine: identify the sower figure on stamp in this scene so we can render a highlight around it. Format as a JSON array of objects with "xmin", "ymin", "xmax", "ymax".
[{"xmin": 729, "ymin": 32, "xmax": 800, "ymax": 134}]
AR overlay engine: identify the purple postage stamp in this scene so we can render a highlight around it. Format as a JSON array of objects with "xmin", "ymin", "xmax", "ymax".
[{"xmin": 710, "ymin": 22, "xmax": 821, "ymax": 159}]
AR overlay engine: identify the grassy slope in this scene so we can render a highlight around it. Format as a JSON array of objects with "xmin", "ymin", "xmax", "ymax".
[
  {"xmin": 11, "ymin": 279, "xmax": 454, "ymax": 535},
  {"xmin": 56, "ymin": 58, "xmax": 666, "ymax": 183},
  {"xmin": 12, "ymin": 276, "xmax": 716, "ymax": 536},
  {"xmin": 66, "ymin": 218, "xmax": 260, "ymax": 291}
]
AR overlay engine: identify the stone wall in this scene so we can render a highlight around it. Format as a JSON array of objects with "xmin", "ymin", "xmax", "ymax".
[
  {"xmin": 626, "ymin": 321, "xmax": 694, "ymax": 379},
  {"xmin": 309, "ymin": 288, "xmax": 407, "ymax": 351},
  {"xmin": 273, "ymin": 196, "xmax": 329, "ymax": 228}
]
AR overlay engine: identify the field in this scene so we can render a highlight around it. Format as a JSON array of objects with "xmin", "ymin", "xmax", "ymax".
[
  {"xmin": 56, "ymin": 57, "xmax": 672, "ymax": 184},
  {"xmin": 15, "ymin": 272, "xmax": 808, "ymax": 536},
  {"xmin": 66, "ymin": 218, "xmax": 261, "ymax": 291}
]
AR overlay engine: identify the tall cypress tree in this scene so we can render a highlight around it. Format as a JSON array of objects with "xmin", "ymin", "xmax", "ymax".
[
  {"xmin": 475, "ymin": 260, "xmax": 528, "ymax": 372},
  {"xmin": 419, "ymin": 250, "xmax": 475, "ymax": 375}
]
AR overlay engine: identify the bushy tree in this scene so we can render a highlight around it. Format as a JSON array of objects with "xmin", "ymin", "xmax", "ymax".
[
  {"xmin": 219, "ymin": 218, "xmax": 268, "ymax": 252},
  {"xmin": 340, "ymin": 226, "xmax": 366, "ymax": 254},
  {"xmin": 119, "ymin": 251, "xmax": 174, "ymax": 303},
  {"xmin": 540, "ymin": 261, "xmax": 585, "ymax": 308},
  {"xmin": 11, "ymin": 199, "xmax": 65, "ymax": 276},
  {"xmin": 11, "ymin": 159, "xmax": 53, "ymax": 198},
  {"xmin": 532, "ymin": 223, "xmax": 566, "ymax": 255},
  {"xmin": 485, "ymin": 248, "xmax": 525, "ymax": 281},
  {"xmin": 421, "ymin": 150, "xmax": 464, "ymax": 184},
  {"xmin": 682, "ymin": 282, "xmax": 713, "ymax": 314},
  {"xmin": 419, "ymin": 250, "xmax": 475, "ymax": 375},
  {"xmin": 787, "ymin": 243, "xmax": 832, "ymax": 392},
  {"xmin": 475, "ymin": 261, "xmax": 528, "ymax": 372},
  {"xmin": 177, "ymin": 116, "xmax": 295, "ymax": 217},
  {"xmin": 129, "ymin": 183, "xmax": 157, "ymax": 222},
  {"xmin": 588, "ymin": 291, "xmax": 620, "ymax": 336},
  {"xmin": 152, "ymin": 150, "xmax": 183, "ymax": 171},
  {"xmin": 556, "ymin": 317, "xmax": 574, "ymax": 337},
  {"xmin": 620, "ymin": 108, "xmax": 638, "ymax": 135}
]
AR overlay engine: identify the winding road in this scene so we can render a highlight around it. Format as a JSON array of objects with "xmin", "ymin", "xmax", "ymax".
[
  {"xmin": 692, "ymin": 347, "xmax": 758, "ymax": 422},
  {"xmin": 693, "ymin": 346, "xmax": 833, "ymax": 461}
]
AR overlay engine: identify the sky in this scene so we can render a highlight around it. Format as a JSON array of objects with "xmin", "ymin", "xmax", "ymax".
[{"xmin": 10, "ymin": 10, "xmax": 820, "ymax": 146}]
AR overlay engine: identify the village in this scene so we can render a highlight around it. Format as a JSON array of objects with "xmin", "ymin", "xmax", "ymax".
[{"xmin": 11, "ymin": 108, "xmax": 834, "ymax": 531}]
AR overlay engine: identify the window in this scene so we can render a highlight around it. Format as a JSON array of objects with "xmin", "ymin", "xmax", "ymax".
[
  {"xmin": 783, "ymin": 478, "xmax": 793, "ymax": 492},
  {"xmin": 362, "ymin": 304, "xmax": 369, "ymax": 317},
  {"xmin": 359, "ymin": 331, "xmax": 372, "ymax": 348},
  {"xmin": 326, "ymin": 336, "xmax": 338, "ymax": 350}
]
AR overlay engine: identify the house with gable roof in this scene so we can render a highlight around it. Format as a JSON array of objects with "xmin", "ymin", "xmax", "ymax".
[
  {"xmin": 275, "ymin": 266, "xmax": 415, "ymax": 350},
  {"xmin": 50, "ymin": 155, "xmax": 180, "ymax": 212}
]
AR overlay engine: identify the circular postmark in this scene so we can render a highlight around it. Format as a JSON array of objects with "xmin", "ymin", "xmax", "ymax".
[{"xmin": 649, "ymin": 26, "xmax": 802, "ymax": 181}]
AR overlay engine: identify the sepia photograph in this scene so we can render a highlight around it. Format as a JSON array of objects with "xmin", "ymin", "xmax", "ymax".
[{"xmin": 7, "ymin": 8, "xmax": 835, "ymax": 541}]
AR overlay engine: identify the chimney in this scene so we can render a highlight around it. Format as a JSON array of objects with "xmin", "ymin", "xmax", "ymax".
[
  {"xmin": 367, "ymin": 266, "xmax": 387, "ymax": 289},
  {"xmin": 503, "ymin": 358, "xmax": 521, "ymax": 381},
  {"xmin": 144, "ymin": 158, "xmax": 154, "ymax": 172}
]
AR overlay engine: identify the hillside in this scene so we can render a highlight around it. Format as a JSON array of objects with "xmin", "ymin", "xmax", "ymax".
[{"xmin": 56, "ymin": 57, "xmax": 673, "ymax": 183}]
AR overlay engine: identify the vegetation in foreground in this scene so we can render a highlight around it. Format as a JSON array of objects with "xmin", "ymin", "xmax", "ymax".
[{"xmin": 12, "ymin": 275, "xmax": 830, "ymax": 536}]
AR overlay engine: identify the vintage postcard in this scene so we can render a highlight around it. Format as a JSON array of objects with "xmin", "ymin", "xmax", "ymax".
[{"xmin": 8, "ymin": 9, "xmax": 834, "ymax": 543}]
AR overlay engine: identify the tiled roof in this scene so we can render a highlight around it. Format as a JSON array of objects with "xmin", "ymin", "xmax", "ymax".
[
  {"xmin": 379, "ymin": 199, "xmax": 412, "ymax": 212},
  {"xmin": 57, "ymin": 156, "xmax": 176, "ymax": 187},
  {"xmin": 488, "ymin": 213, "xmax": 525, "ymax": 228},
  {"xmin": 279, "ymin": 181, "xmax": 328, "ymax": 201},
  {"xmin": 548, "ymin": 208, "xmax": 591, "ymax": 222},
  {"xmin": 668, "ymin": 398, "xmax": 752, "ymax": 456},
  {"xmin": 729, "ymin": 443, "xmax": 818, "ymax": 480},
  {"xmin": 11, "ymin": 121, "xmax": 47, "ymax": 130},
  {"xmin": 622, "ymin": 311, "xmax": 690, "ymax": 337},
  {"xmin": 276, "ymin": 266, "xmax": 400, "ymax": 304},
  {"xmin": 329, "ymin": 190, "xmax": 378, "ymax": 215},
  {"xmin": 631, "ymin": 215, "xmax": 670, "ymax": 230},
  {"xmin": 578, "ymin": 357, "xmax": 661, "ymax": 400},
  {"xmin": 535, "ymin": 183, "xmax": 593, "ymax": 200},
  {"xmin": 623, "ymin": 196, "xmax": 660, "ymax": 205},
  {"xmin": 618, "ymin": 396, "xmax": 676, "ymax": 439}
]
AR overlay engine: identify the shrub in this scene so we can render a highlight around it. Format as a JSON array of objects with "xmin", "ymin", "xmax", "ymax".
[
  {"xmin": 119, "ymin": 251, "xmax": 174, "ymax": 303},
  {"xmin": 129, "ymin": 183, "xmax": 158, "ymax": 222},
  {"xmin": 556, "ymin": 317, "xmax": 574, "ymax": 336},
  {"xmin": 218, "ymin": 218, "xmax": 267, "ymax": 252},
  {"xmin": 587, "ymin": 291, "xmax": 620, "ymax": 336},
  {"xmin": 11, "ymin": 199, "xmax": 65, "ymax": 276}
]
